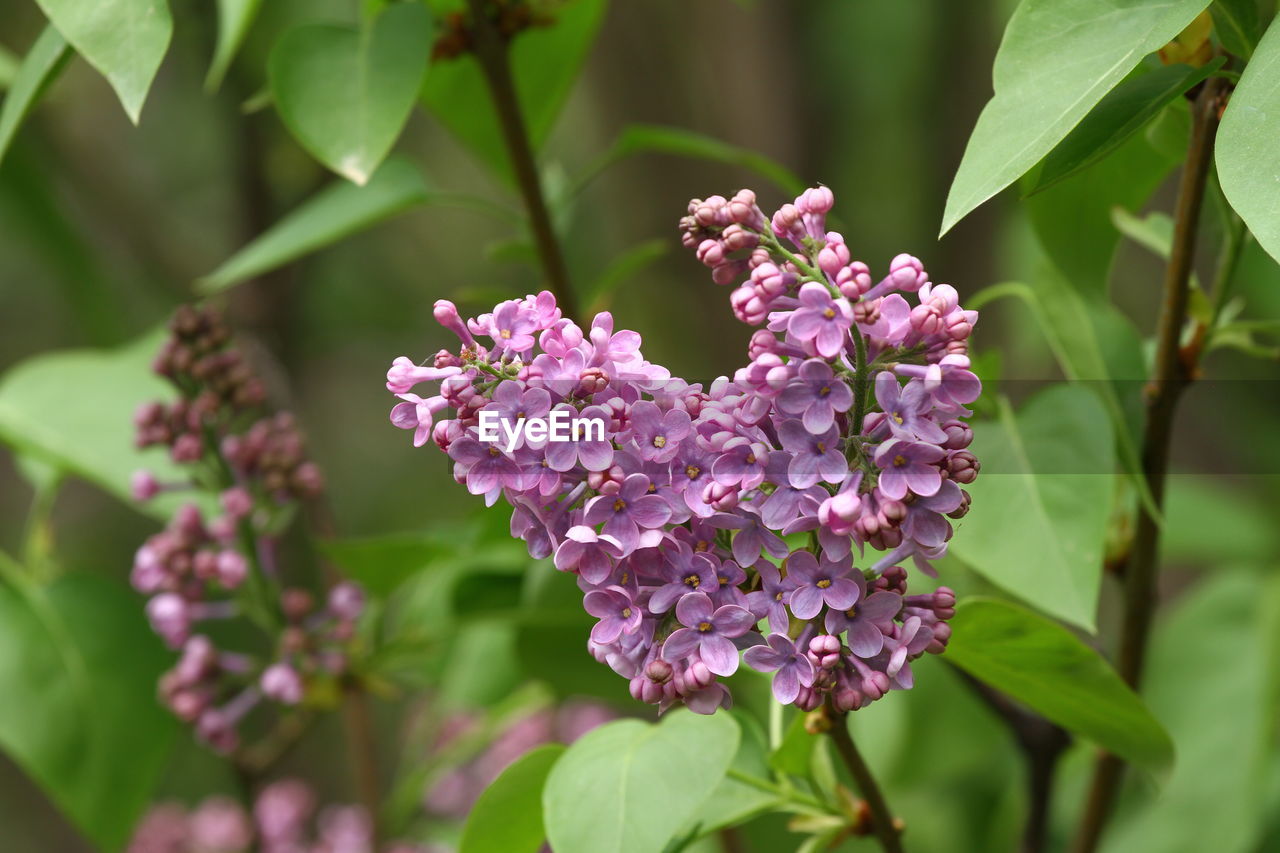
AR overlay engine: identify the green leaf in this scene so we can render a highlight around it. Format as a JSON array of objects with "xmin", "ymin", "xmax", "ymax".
[
  {"xmin": 543, "ymin": 710, "xmax": 740, "ymax": 853},
  {"xmin": 1210, "ymin": 0, "xmax": 1261, "ymax": 59},
  {"xmin": 0, "ymin": 329, "xmax": 199, "ymax": 520},
  {"xmin": 768, "ymin": 713, "xmax": 815, "ymax": 777},
  {"xmin": 691, "ymin": 711, "xmax": 777, "ymax": 835},
  {"xmin": 198, "ymin": 157, "xmax": 430, "ymax": 292},
  {"xmin": 946, "ymin": 597, "xmax": 1174, "ymax": 771},
  {"xmin": 585, "ymin": 239, "xmax": 667, "ymax": 313},
  {"xmin": 950, "ymin": 386, "xmax": 1115, "ymax": 631},
  {"xmin": 575, "ymin": 124, "xmax": 806, "ymax": 198},
  {"xmin": 1024, "ymin": 122, "xmax": 1182, "ymax": 295},
  {"xmin": 1024, "ymin": 61, "xmax": 1220, "ymax": 196},
  {"xmin": 0, "ymin": 45, "xmax": 18, "ymax": 89},
  {"xmin": 460, "ymin": 744, "xmax": 565, "ymax": 853},
  {"xmin": 270, "ymin": 2, "xmax": 432, "ymax": 184},
  {"xmin": 321, "ymin": 531, "xmax": 456, "ymax": 598},
  {"xmin": 1111, "ymin": 207, "xmax": 1176, "ymax": 258},
  {"xmin": 942, "ymin": 0, "xmax": 1211, "ymax": 235},
  {"xmin": 0, "ymin": 26, "xmax": 72, "ymax": 168},
  {"xmin": 34, "ymin": 0, "xmax": 172, "ymax": 123},
  {"xmin": 206, "ymin": 0, "xmax": 264, "ymax": 91},
  {"xmin": 0, "ymin": 567, "xmax": 177, "ymax": 850},
  {"xmin": 1218, "ymin": 19, "xmax": 1280, "ymax": 265},
  {"xmin": 421, "ymin": 0, "xmax": 607, "ymax": 181},
  {"xmin": 1103, "ymin": 571, "xmax": 1280, "ymax": 849}
]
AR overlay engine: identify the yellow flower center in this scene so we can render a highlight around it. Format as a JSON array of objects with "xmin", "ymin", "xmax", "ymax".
[
  {"xmin": 613, "ymin": 498, "xmax": 626, "ymax": 511},
  {"xmin": 684, "ymin": 574, "xmax": 700, "ymax": 588},
  {"xmin": 653, "ymin": 435, "xmax": 666, "ymax": 448},
  {"xmin": 817, "ymin": 578, "xmax": 832, "ymax": 589},
  {"xmin": 698, "ymin": 621, "xmax": 713, "ymax": 632}
]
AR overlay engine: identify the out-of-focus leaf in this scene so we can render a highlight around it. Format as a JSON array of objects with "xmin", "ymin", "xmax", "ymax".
[
  {"xmin": 585, "ymin": 238, "xmax": 667, "ymax": 313},
  {"xmin": 34, "ymin": 0, "xmax": 172, "ymax": 123},
  {"xmin": 0, "ymin": 26, "xmax": 71, "ymax": 168},
  {"xmin": 198, "ymin": 157, "xmax": 429, "ymax": 292},
  {"xmin": 0, "ymin": 567, "xmax": 177, "ymax": 850},
  {"xmin": 1211, "ymin": 0, "xmax": 1261, "ymax": 59},
  {"xmin": 575, "ymin": 124, "xmax": 805, "ymax": 197},
  {"xmin": 460, "ymin": 744, "xmax": 565, "ymax": 853},
  {"xmin": 1102, "ymin": 571, "xmax": 1280, "ymax": 850},
  {"xmin": 0, "ymin": 45, "xmax": 18, "ymax": 89},
  {"xmin": 544, "ymin": 711, "xmax": 739, "ymax": 853},
  {"xmin": 1164, "ymin": 475, "xmax": 1280, "ymax": 563},
  {"xmin": 1024, "ymin": 128, "xmax": 1182, "ymax": 296},
  {"xmin": 320, "ymin": 531, "xmax": 456, "ymax": 598},
  {"xmin": 422, "ymin": 0, "xmax": 606, "ymax": 182},
  {"xmin": 950, "ymin": 386, "xmax": 1115, "ymax": 631},
  {"xmin": 270, "ymin": 2, "xmax": 432, "ymax": 184},
  {"xmin": 1024, "ymin": 61, "xmax": 1220, "ymax": 196},
  {"xmin": 692, "ymin": 711, "xmax": 777, "ymax": 835},
  {"xmin": 1219, "ymin": 20, "xmax": 1280, "ymax": 264},
  {"xmin": 1111, "ymin": 207, "xmax": 1176, "ymax": 258},
  {"xmin": 768, "ymin": 712, "xmax": 816, "ymax": 777},
  {"xmin": 947, "ymin": 597, "xmax": 1174, "ymax": 771},
  {"xmin": 1145, "ymin": 97, "xmax": 1192, "ymax": 160},
  {"xmin": 942, "ymin": 0, "xmax": 1209, "ymax": 235},
  {"xmin": 206, "ymin": 0, "xmax": 263, "ymax": 91},
  {"xmin": 968, "ymin": 274, "xmax": 1153, "ymax": 516},
  {"xmin": 0, "ymin": 329, "xmax": 196, "ymax": 520}
]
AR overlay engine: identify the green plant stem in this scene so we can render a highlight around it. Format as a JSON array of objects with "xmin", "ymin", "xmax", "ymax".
[
  {"xmin": 1072, "ymin": 74, "xmax": 1228, "ymax": 853},
  {"xmin": 825, "ymin": 711, "xmax": 905, "ymax": 853},
  {"xmin": 724, "ymin": 768, "xmax": 829, "ymax": 814},
  {"xmin": 342, "ymin": 684, "xmax": 382, "ymax": 844},
  {"xmin": 851, "ymin": 326, "xmax": 870, "ymax": 429},
  {"xmin": 465, "ymin": 0, "xmax": 579, "ymax": 320}
]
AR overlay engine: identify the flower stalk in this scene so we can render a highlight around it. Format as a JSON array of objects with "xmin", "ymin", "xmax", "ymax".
[{"xmin": 824, "ymin": 707, "xmax": 905, "ymax": 853}]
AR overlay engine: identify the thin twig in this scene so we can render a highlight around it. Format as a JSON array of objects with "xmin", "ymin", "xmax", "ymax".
[
  {"xmin": 954, "ymin": 668, "xmax": 1070, "ymax": 853},
  {"xmin": 342, "ymin": 684, "xmax": 383, "ymax": 841},
  {"xmin": 464, "ymin": 0, "xmax": 579, "ymax": 320},
  {"xmin": 1072, "ymin": 75, "xmax": 1228, "ymax": 853},
  {"xmin": 824, "ymin": 708, "xmax": 905, "ymax": 853}
]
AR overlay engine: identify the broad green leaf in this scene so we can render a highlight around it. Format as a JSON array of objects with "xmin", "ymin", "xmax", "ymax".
[
  {"xmin": 950, "ymin": 385, "xmax": 1115, "ymax": 630},
  {"xmin": 460, "ymin": 744, "xmax": 565, "ymax": 853},
  {"xmin": 0, "ymin": 26, "xmax": 72, "ymax": 168},
  {"xmin": 768, "ymin": 712, "xmax": 816, "ymax": 777},
  {"xmin": 0, "ymin": 568, "xmax": 177, "ymax": 850},
  {"xmin": 1164, "ymin": 475, "xmax": 1280, "ymax": 563},
  {"xmin": 198, "ymin": 157, "xmax": 430, "ymax": 292},
  {"xmin": 1024, "ymin": 126, "xmax": 1182, "ymax": 295},
  {"xmin": 1210, "ymin": 0, "xmax": 1261, "ymax": 59},
  {"xmin": 575, "ymin": 124, "xmax": 806, "ymax": 198},
  {"xmin": 34, "ymin": 0, "xmax": 172, "ymax": 123},
  {"xmin": 1111, "ymin": 207, "xmax": 1176, "ymax": 258},
  {"xmin": 422, "ymin": 0, "xmax": 606, "ymax": 181},
  {"xmin": 1024, "ymin": 61, "xmax": 1219, "ymax": 196},
  {"xmin": 1219, "ymin": 20, "xmax": 1280, "ymax": 264},
  {"xmin": 0, "ymin": 329, "xmax": 197, "ymax": 521},
  {"xmin": 270, "ymin": 2, "xmax": 432, "ymax": 184},
  {"xmin": 543, "ymin": 710, "xmax": 740, "ymax": 853},
  {"xmin": 321, "ymin": 530, "xmax": 455, "ymax": 598},
  {"xmin": 206, "ymin": 0, "xmax": 264, "ymax": 91},
  {"xmin": 0, "ymin": 45, "xmax": 18, "ymax": 89},
  {"xmin": 946, "ymin": 597, "xmax": 1174, "ymax": 771},
  {"xmin": 1103, "ymin": 571, "xmax": 1280, "ymax": 850},
  {"xmin": 942, "ymin": 0, "xmax": 1210, "ymax": 235},
  {"xmin": 691, "ymin": 711, "xmax": 777, "ymax": 836}
]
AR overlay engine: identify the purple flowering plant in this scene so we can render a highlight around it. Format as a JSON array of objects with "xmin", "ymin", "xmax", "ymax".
[{"xmin": 386, "ymin": 186, "xmax": 977, "ymax": 717}]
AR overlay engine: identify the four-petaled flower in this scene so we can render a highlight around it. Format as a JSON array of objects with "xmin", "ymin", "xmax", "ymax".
[
  {"xmin": 662, "ymin": 592, "xmax": 756, "ymax": 676},
  {"xmin": 786, "ymin": 550, "xmax": 861, "ymax": 619},
  {"xmin": 743, "ymin": 633, "xmax": 816, "ymax": 703},
  {"xmin": 778, "ymin": 359, "xmax": 853, "ymax": 433},
  {"xmin": 874, "ymin": 438, "xmax": 944, "ymax": 500},
  {"xmin": 583, "ymin": 473, "xmax": 672, "ymax": 552},
  {"xmin": 583, "ymin": 585, "xmax": 643, "ymax": 644}
]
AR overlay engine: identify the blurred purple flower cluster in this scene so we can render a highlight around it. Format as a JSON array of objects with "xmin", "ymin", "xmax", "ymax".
[
  {"xmin": 129, "ymin": 779, "xmax": 429, "ymax": 853},
  {"xmin": 132, "ymin": 306, "xmax": 364, "ymax": 753},
  {"xmin": 386, "ymin": 186, "xmax": 979, "ymax": 714}
]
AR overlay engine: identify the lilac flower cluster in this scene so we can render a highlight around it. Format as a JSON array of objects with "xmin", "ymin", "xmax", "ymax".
[
  {"xmin": 132, "ymin": 305, "xmax": 364, "ymax": 753},
  {"xmin": 386, "ymin": 186, "xmax": 978, "ymax": 714},
  {"xmin": 128, "ymin": 779, "xmax": 429, "ymax": 853}
]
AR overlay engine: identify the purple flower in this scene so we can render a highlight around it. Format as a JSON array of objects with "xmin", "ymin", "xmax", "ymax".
[
  {"xmin": 743, "ymin": 633, "xmax": 816, "ymax": 703},
  {"xmin": 874, "ymin": 438, "xmax": 944, "ymax": 500},
  {"xmin": 874, "ymin": 373, "xmax": 947, "ymax": 444},
  {"xmin": 711, "ymin": 506, "xmax": 788, "ymax": 566},
  {"xmin": 544, "ymin": 404, "xmax": 615, "ymax": 472},
  {"xmin": 649, "ymin": 548, "xmax": 719, "ymax": 613},
  {"xmin": 745, "ymin": 561, "xmax": 797, "ymax": 632},
  {"xmin": 786, "ymin": 550, "xmax": 860, "ymax": 619},
  {"xmin": 554, "ymin": 526, "xmax": 625, "ymax": 585},
  {"xmin": 901, "ymin": 479, "xmax": 963, "ymax": 548},
  {"xmin": 448, "ymin": 435, "xmax": 521, "ymax": 495},
  {"xmin": 583, "ymin": 473, "xmax": 672, "ymax": 552},
  {"xmin": 482, "ymin": 381, "xmax": 552, "ymax": 450},
  {"xmin": 824, "ymin": 587, "xmax": 902, "ymax": 658},
  {"xmin": 486, "ymin": 300, "xmax": 537, "ymax": 353},
  {"xmin": 583, "ymin": 586, "xmax": 643, "ymax": 644},
  {"xmin": 627, "ymin": 401, "xmax": 691, "ymax": 463},
  {"xmin": 711, "ymin": 437, "xmax": 769, "ymax": 489},
  {"xmin": 777, "ymin": 359, "xmax": 852, "ymax": 433},
  {"xmin": 786, "ymin": 283, "xmax": 852, "ymax": 358},
  {"xmin": 778, "ymin": 420, "xmax": 847, "ymax": 488},
  {"xmin": 662, "ymin": 592, "xmax": 756, "ymax": 676}
]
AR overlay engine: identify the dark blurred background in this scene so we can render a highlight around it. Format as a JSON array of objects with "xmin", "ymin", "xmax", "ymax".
[{"xmin": 2, "ymin": 0, "xmax": 1277, "ymax": 850}]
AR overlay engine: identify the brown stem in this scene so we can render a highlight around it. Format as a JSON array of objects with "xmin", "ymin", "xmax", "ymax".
[
  {"xmin": 825, "ymin": 709, "xmax": 905, "ymax": 853},
  {"xmin": 955, "ymin": 669, "xmax": 1070, "ymax": 853},
  {"xmin": 464, "ymin": 0, "xmax": 579, "ymax": 320},
  {"xmin": 1072, "ymin": 75, "xmax": 1227, "ymax": 853},
  {"xmin": 342, "ymin": 685, "xmax": 382, "ymax": 839}
]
